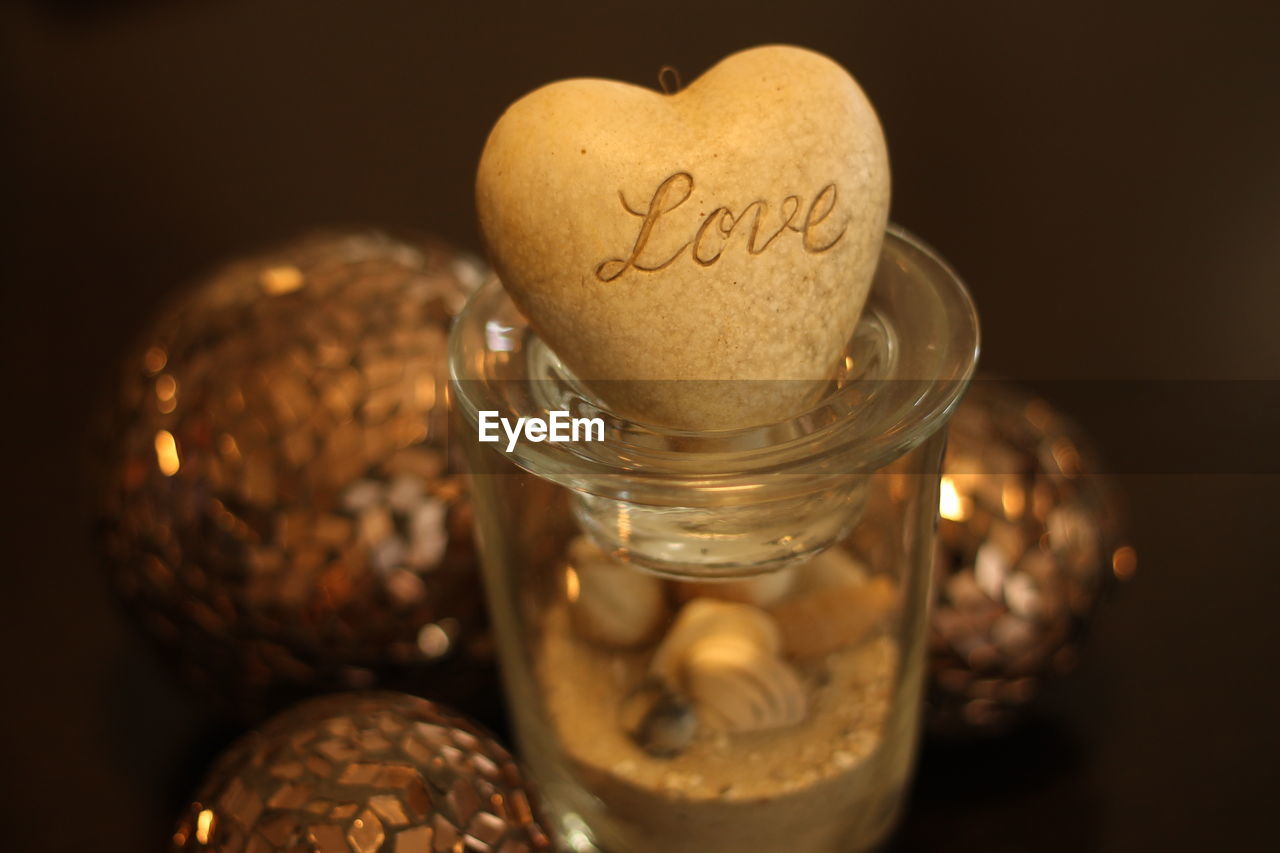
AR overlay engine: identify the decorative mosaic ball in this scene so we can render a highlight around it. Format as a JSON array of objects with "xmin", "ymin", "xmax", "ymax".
[
  {"xmin": 928, "ymin": 379, "xmax": 1135, "ymax": 736},
  {"xmin": 96, "ymin": 231, "xmax": 494, "ymax": 719},
  {"xmin": 172, "ymin": 692, "xmax": 552, "ymax": 853}
]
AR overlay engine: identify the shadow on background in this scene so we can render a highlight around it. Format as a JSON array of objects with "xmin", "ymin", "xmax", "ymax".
[{"xmin": 896, "ymin": 719, "xmax": 1099, "ymax": 852}]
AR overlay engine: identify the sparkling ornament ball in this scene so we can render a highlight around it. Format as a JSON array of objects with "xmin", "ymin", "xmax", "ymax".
[
  {"xmin": 928, "ymin": 380, "xmax": 1135, "ymax": 736},
  {"xmin": 172, "ymin": 692, "xmax": 552, "ymax": 853},
  {"xmin": 96, "ymin": 231, "xmax": 493, "ymax": 718}
]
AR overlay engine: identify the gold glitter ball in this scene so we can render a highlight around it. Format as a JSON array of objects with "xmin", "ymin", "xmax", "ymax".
[
  {"xmin": 928, "ymin": 379, "xmax": 1132, "ymax": 737},
  {"xmin": 95, "ymin": 231, "xmax": 495, "ymax": 719},
  {"xmin": 171, "ymin": 692, "xmax": 552, "ymax": 853}
]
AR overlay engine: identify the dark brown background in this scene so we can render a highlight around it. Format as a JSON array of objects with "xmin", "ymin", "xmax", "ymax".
[{"xmin": 2, "ymin": 1, "xmax": 1278, "ymax": 851}]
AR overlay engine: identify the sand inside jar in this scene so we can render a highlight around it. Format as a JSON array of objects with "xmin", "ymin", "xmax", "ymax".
[{"xmin": 534, "ymin": 600, "xmax": 899, "ymax": 853}]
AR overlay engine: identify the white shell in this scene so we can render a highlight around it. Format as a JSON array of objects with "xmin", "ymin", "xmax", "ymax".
[
  {"xmin": 672, "ymin": 568, "xmax": 796, "ymax": 608},
  {"xmin": 789, "ymin": 546, "xmax": 868, "ymax": 594},
  {"xmin": 567, "ymin": 536, "xmax": 667, "ymax": 649},
  {"xmin": 650, "ymin": 598, "xmax": 780, "ymax": 683},
  {"xmin": 768, "ymin": 548, "xmax": 897, "ymax": 659},
  {"xmin": 683, "ymin": 633, "xmax": 808, "ymax": 733},
  {"xmin": 650, "ymin": 598, "xmax": 806, "ymax": 733}
]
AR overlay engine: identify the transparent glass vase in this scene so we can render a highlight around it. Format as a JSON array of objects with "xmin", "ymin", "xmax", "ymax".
[{"xmin": 449, "ymin": 226, "xmax": 979, "ymax": 853}]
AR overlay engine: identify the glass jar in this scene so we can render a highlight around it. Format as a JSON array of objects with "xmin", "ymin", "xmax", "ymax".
[{"xmin": 450, "ymin": 226, "xmax": 979, "ymax": 853}]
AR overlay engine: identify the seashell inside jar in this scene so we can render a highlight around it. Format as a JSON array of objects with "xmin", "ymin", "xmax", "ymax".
[
  {"xmin": 564, "ymin": 536, "xmax": 668, "ymax": 648},
  {"xmin": 536, "ymin": 535, "xmax": 903, "ymax": 852},
  {"xmin": 651, "ymin": 598, "xmax": 808, "ymax": 735},
  {"xmin": 768, "ymin": 548, "xmax": 900, "ymax": 659}
]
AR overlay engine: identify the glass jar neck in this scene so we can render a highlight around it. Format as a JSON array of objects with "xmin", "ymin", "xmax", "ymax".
[{"xmin": 450, "ymin": 226, "xmax": 979, "ymax": 574}]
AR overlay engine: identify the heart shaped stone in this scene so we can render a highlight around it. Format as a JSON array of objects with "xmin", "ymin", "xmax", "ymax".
[{"xmin": 476, "ymin": 45, "xmax": 889, "ymax": 430}]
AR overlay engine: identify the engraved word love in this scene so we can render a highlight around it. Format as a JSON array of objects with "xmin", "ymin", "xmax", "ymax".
[{"xmin": 595, "ymin": 171, "xmax": 847, "ymax": 283}]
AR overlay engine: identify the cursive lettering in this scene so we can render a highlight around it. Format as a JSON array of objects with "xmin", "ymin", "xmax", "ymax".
[
  {"xmin": 801, "ymin": 183, "xmax": 845, "ymax": 253},
  {"xmin": 595, "ymin": 172, "xmax": 846, "ymax": 282},
  {"xmin": 595, "ymin": 173, "xmax": 694, "ymax": 282}
]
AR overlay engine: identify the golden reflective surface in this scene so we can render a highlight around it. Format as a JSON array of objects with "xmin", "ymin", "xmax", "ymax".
[
  {"xmin": 97, "ymin": 232, "xmax": 493, "ymax": 717},
  {"xmin": 170, "ymin": 693, "xmax": 551, "ymax": 852},
  {"xmin": 929, "ymin": 381, "xmax": 1133, "ymax": 736}
]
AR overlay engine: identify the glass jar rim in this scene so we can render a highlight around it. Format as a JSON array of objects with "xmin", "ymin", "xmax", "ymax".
[{"xmin": 449, "ymin": 225, "xmax": 980, "ymax": 505}]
